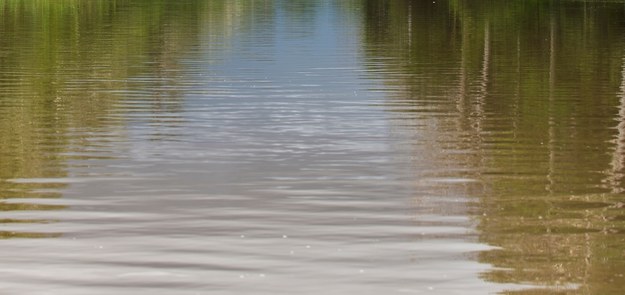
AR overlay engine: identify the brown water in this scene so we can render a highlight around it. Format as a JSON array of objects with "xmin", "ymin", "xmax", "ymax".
[{"xmin": 1, "ymin": 0, "xmax": 625, "ymax": 294}]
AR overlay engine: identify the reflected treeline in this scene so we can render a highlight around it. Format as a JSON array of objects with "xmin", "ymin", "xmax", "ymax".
[
  {"xmin": 363, "ymin": 0, "xmax": 625, "ymax": 293},
  {"xmin": 0, "ymin": 0, "xmax": 275, "ymax": 237}
]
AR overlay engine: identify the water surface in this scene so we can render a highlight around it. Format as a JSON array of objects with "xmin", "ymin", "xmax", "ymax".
[{"xmin": 1, "ymin": 0, "xmax": 625, "ymax": 294}]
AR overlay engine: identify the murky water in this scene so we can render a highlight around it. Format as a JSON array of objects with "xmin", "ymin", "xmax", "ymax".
[{"xmin": 1, "ymin": 0, "xmax": 625, "ymax": 294}]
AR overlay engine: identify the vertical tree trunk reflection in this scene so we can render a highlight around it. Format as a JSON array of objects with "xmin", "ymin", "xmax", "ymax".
[{"xmin": 607, "ymin": 55, "xmax": 625, "ymax": 193}]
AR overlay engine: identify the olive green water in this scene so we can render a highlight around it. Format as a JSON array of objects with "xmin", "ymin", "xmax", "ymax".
[{"xmin": 1, "ymin": 0, "xmax": 625, "ymax": 294}]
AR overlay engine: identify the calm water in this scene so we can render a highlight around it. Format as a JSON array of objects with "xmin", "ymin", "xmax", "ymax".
[{"xmin": 1, "ymin": 0, "xmax": 625, "ymax": 294}]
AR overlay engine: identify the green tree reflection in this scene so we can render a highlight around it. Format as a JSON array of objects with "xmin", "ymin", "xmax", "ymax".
[{"xmin": 0, "ymin": 0, "xmax": 274, "ymax": 238}]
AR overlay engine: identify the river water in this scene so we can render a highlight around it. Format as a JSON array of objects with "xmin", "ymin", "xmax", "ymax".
[{"xmin": 1, "ymin": 0, "xmax": 625, "ymax": 294}]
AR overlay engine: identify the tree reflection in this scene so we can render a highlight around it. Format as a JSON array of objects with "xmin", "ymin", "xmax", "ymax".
[
  {"xmin": 0, "ymin": 0, "xmax": 274, "ymax": 237},
  {"xmin": 363, "ymin": 0, "xmax": 625, "ymax": 293}
]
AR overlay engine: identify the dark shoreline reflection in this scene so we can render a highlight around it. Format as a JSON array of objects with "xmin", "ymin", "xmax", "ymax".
[{"xmin": 363, "ymin": 0, "xmax": 625, "ymax": 293}]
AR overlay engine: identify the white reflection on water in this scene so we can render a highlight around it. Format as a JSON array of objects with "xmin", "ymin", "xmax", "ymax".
[{"xmin": 0, "ymin": 1, "xmax": 530, "ymax": 294}]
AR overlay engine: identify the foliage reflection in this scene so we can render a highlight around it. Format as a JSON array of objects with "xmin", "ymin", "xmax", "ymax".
[{"xmin": 363, "ymin": 0, "xmax": 625, "ymax": 293}]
